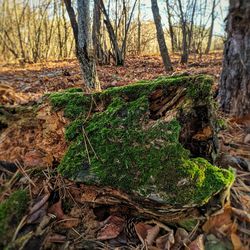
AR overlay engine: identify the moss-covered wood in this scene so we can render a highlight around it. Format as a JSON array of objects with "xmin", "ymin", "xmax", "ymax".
[
  {"xmin": 49, "ymin": 75, "xmax": 234, "ymax": 210},
  {"xmin": 0, "ymin": 190, "xmax": 28, "ymax": 247}
]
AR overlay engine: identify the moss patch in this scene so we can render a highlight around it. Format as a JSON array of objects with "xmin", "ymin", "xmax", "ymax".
[
  {"xmin": 0, "ymin": 190, "xmax": 28, "ymax": 246},
  {"xmin": 50, "ymin": 75, "xmax": 234, "ymax": 207}
]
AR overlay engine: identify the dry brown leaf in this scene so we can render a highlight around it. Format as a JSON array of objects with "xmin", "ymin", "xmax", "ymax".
[
  {"xmin": 231, "ymin": 233, "xmax": 244, "ymax": 250},
  {"xmin": 58, "ymin": 216, "xmax": 80, "ymax": 229},
  {"xmin": 193, "ymin": 126, "xmax": 213, "ymax": 140},
  {"xmin": 27, "ymin": 202, "xmax": 48, "ymax": 224},
  {"xmin": 202, "ymin": 204, "xmax": 233, "ymax": 235},
  {"xmin": 232, "ymin": 207, "xmax": 250, "ymax": 223},
  {"xmin": 28, "ymin": 193, "xmax": 50, "ymax": 215},
  {"xmin": 48, "ymin": 200, "xmax": 65, "ymax": 220},
  {"xmin": 148, "ymin": 247, "xmax": 162, "ymax": 250},
  {"xmin": 97, "ymin": 216, "xmax": 125, "ymax": 240},
  {"xmin": 175, "ymin": 228, "xmax": 189, "ymax": 242},
  {"xmin": 69, "ymin": 206, "xmax": 82, "ymax": 218},
  {"xmin": 97, "ymin": 223, "xmax": 123, "ymax": 240},
  {"xmin": 240, "ymin": 195, "xmax": 250, "ymax": 212},
  {"xmin": 46, "ymin": 233, "xmax": 66, "ymax": 243},
  {"xmin": 146, "ymin": 225, "xmax": 160, "ymax": 246},
  {"xmin": 156, "ymin": 230, "xmax": 174, "ymax": 250},
  {"xmin": 24, "ymin": 150, "xmax": 46, "ymax": 167},
  {"xmin": 135, "ymin": 222, "xmax": 153, "ymax": 242},
  {"xmin": 187, "ymin": 234, "xmax": 204, "ymax": 250}
]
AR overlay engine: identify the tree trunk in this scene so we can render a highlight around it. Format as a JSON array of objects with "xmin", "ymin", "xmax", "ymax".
[
  {"xmin": 166, "ymin": 0, "xmax": 176, "ymax": 53},
  {"xmin": 219, "ymin": 0, "xmax": 250, "ymax": 117},
  {"xmin": 137, "ymin": 0, "xmax": 141, "ymax": 55},
  {"xmin": 100, "ymin": 0, "xmax": 124, "ymax": 66},
  {"xmin": 63, "ymin": 0, "xmax": 78, "ymax": 55},
  {"xmin": 205, "ymin": 0, "xmax": 216, "ymax": 54},
  {"xmin": 177, "ymin": 0, "xmax": 188, "ymax": 64},
  {"xmin": 77, "ymin": 0, "xmax": 100, "ymax": 90},
  {"xmin": 187, "ymin": 0, "xmax": 197, "ymax": 54},
  {"xmin": 92, "ymin": 0, "xmax": 106, "ymax": 64},
  {"xmin": 151, "ymin": 0, "xmax": 173, "ymax": 72}
]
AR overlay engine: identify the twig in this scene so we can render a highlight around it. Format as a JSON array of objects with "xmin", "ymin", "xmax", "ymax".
[{"xmin": 14, "ymin": 160, "xmax": 36, "ymax": 187}]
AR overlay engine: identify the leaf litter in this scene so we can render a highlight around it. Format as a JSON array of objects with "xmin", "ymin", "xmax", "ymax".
[{"xmin": 0, "ymin": 55, "xmax": 249, "ymax": 249}]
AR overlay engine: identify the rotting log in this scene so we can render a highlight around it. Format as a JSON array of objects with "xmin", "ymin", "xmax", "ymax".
[{"xmin": 0, "ymin": 75, "xmax": 235, "ymax": 222}]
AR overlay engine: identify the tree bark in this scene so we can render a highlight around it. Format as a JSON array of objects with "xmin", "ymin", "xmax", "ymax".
[
  {"xmin": 219, "ymin": 0, "xmax": 250, "ymax": 117},
  {"xmin": 137, "ymin": 0, "xmax": 141, "ymax": 55},
  {"xmin": 166, "ymin": 0, "xmax": 176, "ymax": 53},
  {"xmin": 205, "ymin": 0, "xmax": 217, "ymax": 54},
  {"xmin": 187, "ymin": 0, "xmax": 197, "ymax": 55},
  {"xmin": 99, "ymin": 0, "xmax": 124, "ymax": 65},
  {"xmin": 151, "ymin": 0, "xmax": 173, "ymax": 72},
  {"xmin": 63, "ymin": 0, "xmax": 78, "ymax": 55},
  {"xmin": 92, "ymin": 0, "xmax": 107, "ymax": 65},
  {"xmin": 177, "ymin": 0, "xmax": 188, "ymax": 64},
  {"xmin": 77, "ymin": 0, "xmax": 100, "ymax": 90}
]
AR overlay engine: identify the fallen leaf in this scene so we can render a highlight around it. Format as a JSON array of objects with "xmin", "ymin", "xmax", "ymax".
[
  {"xmin": 231, "ymin": 233, "xmax": 243, "ymax": 250},
  {"xmin": 24, "ymin": 150, "xmax": 45, "ymax": 167},
  {"xmin": 135, "ymin": 222, "xmax": 153, "ymax": 242},
  {"xmin": 187, "ymin": 234, "xmax": 204, "ymax": 250},
  {"xmin": 48, "ymin": 200, "xmax": 65, "ymax": 220},
  {"xmin": 193, "ymin": 126, "xmax": 213, "ymax": 140},
  {"xmin": 156, "ymin": 230, "xmax": 174, "ymax": 250},
  {"xmin": 58, "ymin": 216, "xmax": 80, "ymax": 229},
  {"xmin": 97, "ymin": 223, "xmax": 123, "ymax": 240},
  {"xmin": 175, "ymin": 227, "xmax": 189, "ymax": 242},
  {"xmin": 240, "ymin": 195, "xmax": 250, "ymax": 212},
  {"xmin": 46, "ymin": 233, "xmax": 66, "ymax": 243},
  {"xmin": 27, "ymin": 202, "xmax": 48, "ymax": 224},
  {"xmin": 202, "ymin": 204, "xmax": 233, "ymax": 236},
  {"xmin": 97, "ymin": 216, "xmax": 125, "ymax": 240},
  {"xmin": 28, "ymin": 193, "xmax": 50, "ymax": 215},
  {"xmin": 231, "ymin": 207, "xmax": 250, "ymax": 223},
  {"xmin": 172, "ymin": 227, "xmax": 189, "ymax": 249},
  {"xmin": 146, "ymin": 225, "xmax": 160, "ymax": 246}
]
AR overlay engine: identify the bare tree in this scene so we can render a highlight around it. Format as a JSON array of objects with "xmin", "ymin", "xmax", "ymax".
[
  {"xmin": 166, "ymin": 0, "xmax": 176, "ymax": 53},
  {"xmin": 219, "ymin": 0, "xmax": 250, "ymax": 117},
  {"xmin": 92, "ymin": 0, "xmax": 109, "ymax": 64},
  {"xmin": 205, "ymin": 0, "xmax": 217, "ymax": 54},
  {"xmin": 137, "ymin": 0, "xmax": 141, "ymax": 54},
  {"xmin": 99, "ymin": 0, "xmax": 137, "ymax": 66},
  {"xmin": 151, "ymin": 0, "xmax": 173, "ymax": 71},
  {"xmin": 64, "ymin": 0, "xmax": 100, "ymax": 90},
  {"xmin": 77, "ymin": 0, "xmax": 100, "ymax": 90},
  {"xmin": 177, "ymin": 0, "xmax": 188, "ymax": 63},
  {"xmin": 63, "ymin": 0, "xmax": 78, "ymax": 55}
]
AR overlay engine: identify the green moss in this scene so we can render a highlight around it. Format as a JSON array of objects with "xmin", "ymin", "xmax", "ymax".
[
  {"xmin": 49, "ymin": 92, "xmax": 91, "ymax": 119},
  {"xmin": 178, "ymin": 219, "xmax": 198, "ymax": 232},
  {"xmin": 216, "ymin": 118, "xmax": 228, "ymax": 130},
  {"xmin": 64, "ymin": 87, "xmax": 83, "ymax": 93},
  {"xmin": 100, "ymin": 75, "xmax": 188, "ymax": 100},
  {"xmin": 162, "ymin": 158, "xmax": 235, "ymax": 205},
  {"xmin": 0, "ymin": 190, "xmax": 28, "ymax": 246},
  {"xmin": 187, "ymin": 75, "xmax": 213, "ymax": 102},
  {"xmin": 52, "ymin": 75, "xmax": 234, "ymax": 207}
]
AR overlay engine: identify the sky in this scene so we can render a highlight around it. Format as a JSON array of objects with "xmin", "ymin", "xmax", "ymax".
[{"xmin": 133, "ymin": 0, "xmax": 229, "ymax": 36}]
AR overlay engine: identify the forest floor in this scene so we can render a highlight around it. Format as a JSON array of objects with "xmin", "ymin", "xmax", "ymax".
[{"xmin": 0, "ymin": 54, "xmax": 249, "ymax": 250}]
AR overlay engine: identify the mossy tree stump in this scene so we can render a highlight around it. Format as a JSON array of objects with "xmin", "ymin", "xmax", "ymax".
[{"xmin": 49, "ymin": 75, "xmax": 234, "ymax": 221}]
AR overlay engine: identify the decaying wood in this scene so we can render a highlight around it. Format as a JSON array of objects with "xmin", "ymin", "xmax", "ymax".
[{"xmin": 66, "ymin": 181, "xmax": 201, "ymax": 223}]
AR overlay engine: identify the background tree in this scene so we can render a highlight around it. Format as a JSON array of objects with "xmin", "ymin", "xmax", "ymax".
[
  {"xmin": 219, "ymin": 0, "xmax": 250, "ymax": 117},
  {"xmin": 205, "ymin": 0, "xmax": 217, "ymax": 54},
  {"xmin": 92, "ymin": 0, "xmax": 109, "ymax": 65},
  {"xmin": 64, "ymin": 0, "xmax": 100, "ymax": 90},
  {"xmin": 151, "ymin": 0, "xmax": 173, "ymax": 71},
  {"xmin": 99, "ymin": 0, "xmax": 137, "ymax": 66},
  {"xmin": 166, "ymin": 0, "xmax": 177, "ymax": 53}
]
